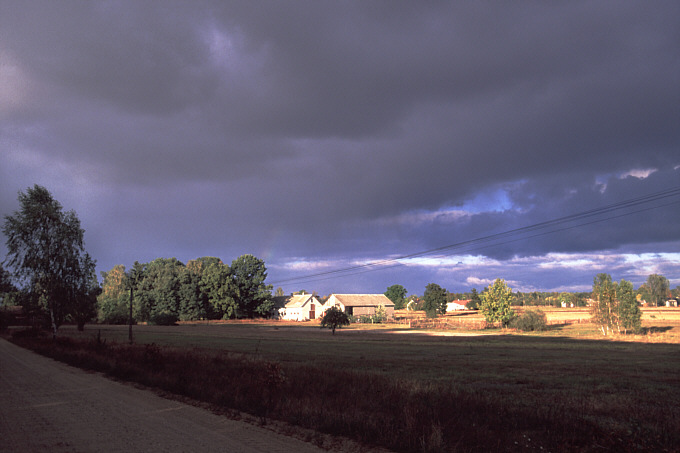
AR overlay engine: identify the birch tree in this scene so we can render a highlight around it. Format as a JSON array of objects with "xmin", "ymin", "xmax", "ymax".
[
  {"xmin": 2, "ymin": 185, "xmax": 97, "ymax": 337},
  {"xmin": 591, "ymin": 273, "xmax": 618, "ymax": 335},
  {"xmin": 590, "ymin": 274, "xmax": 642, "ymax": 335}
]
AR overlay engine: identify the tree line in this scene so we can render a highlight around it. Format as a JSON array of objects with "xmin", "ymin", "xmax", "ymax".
[
  {"xmin": 98, "ymin": 255, "xmax": 273, "ymax": 325},
  {"xmin": 385, "ymin": 273, "xmax": 675, "ymax": 314},
  {"xmin": 384, "ymin": 273, "xmax": 675, "ymax": 335}
]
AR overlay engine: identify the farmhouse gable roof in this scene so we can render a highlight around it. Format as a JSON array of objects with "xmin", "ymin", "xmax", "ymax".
[
  {"xmin": 451, "ymin": 299, "xmax": 471, "ymax": 306},
  {"xmin": 272, "ymin": 294, "xmax": 319, "ymax": 309}
]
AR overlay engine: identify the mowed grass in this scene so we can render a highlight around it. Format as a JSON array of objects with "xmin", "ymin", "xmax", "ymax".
[{"xmin": 11, "ymin": 309, "xmax": 680, "ymax": 452}]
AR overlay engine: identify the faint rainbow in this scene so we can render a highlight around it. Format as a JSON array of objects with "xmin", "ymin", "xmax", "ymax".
[{"xmin": 261, "ymin": 228, "xmax": 283, "ymax": 264}]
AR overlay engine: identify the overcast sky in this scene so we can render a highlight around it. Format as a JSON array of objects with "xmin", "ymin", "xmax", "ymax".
[{"xmin": 1, "ymin": 1, "xmax": 679, "ymax": 296}]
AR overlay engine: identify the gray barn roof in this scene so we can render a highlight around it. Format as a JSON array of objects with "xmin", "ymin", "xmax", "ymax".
[{"xmin": 329, "ymin": 294, "xmax": 395, "ymax": 307}]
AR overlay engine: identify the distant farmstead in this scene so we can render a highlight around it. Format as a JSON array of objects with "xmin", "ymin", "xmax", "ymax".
[
  {"xmin": 323, "ymin": 294, "xmax": 395, "ymax": 319},
  {"xmin": 272, "ymin": 294, "xmax": 323, "ymax": 321}
]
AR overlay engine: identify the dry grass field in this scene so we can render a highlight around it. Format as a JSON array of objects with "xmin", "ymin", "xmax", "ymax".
[
  {"xmin": 398, "ymin": 307, "xmax": 680, "ymax": 342},
  {"xmin": 7, "ymin": 308, "xmax": 680, "ymax": 452}
]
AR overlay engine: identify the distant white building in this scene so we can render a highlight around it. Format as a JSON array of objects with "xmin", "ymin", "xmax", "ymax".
[
  {"xmin": 446, "ymin": 300, "xmax": 470, "ymax": 311},
  {"xmin": 272, "ymin": 294, "xmax": 323, "ymax": 321}
]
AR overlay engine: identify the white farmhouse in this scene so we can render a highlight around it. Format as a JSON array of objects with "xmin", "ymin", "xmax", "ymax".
[{"xmin": 272, "ymin": 294, "xmax": 323, "ymax": 321}]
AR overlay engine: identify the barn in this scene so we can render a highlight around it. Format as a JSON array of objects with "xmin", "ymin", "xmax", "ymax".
[{"xmin": 322, "ymin": 294, "xmax": 395, "ymax": 319}]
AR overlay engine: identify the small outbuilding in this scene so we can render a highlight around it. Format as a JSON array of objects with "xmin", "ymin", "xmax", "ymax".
[
  {"xmin": 322, "ymin": 294, "xmax": 395, "ymax": 319},
  {"xmin": 272, "ymin": 294, "xmax": 323, "ymax": 321}
]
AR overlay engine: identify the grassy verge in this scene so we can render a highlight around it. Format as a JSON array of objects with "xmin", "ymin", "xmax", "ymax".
[{"xmin": 6, "ymin": 321, "xmax": 680, "ymax": 453}]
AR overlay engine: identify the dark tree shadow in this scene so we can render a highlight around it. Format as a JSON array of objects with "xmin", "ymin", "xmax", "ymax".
[
  {"xmin": 641, "ymin": 326, "xmax": 673, "ymax": 334},
  {"xmin": 544, "ymin": 323, "xmax": 570, "ymax": 332}
]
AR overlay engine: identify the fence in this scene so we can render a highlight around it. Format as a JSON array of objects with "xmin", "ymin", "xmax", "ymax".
[
  {"xmin": 394, "ymin": 314, "xmax": 586, "ymax": 330},
  {"xmin": 396, "ymin": 316, "xmax": 488, "ymax": 330}
]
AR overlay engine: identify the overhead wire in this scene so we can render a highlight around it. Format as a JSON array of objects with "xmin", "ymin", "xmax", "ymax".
[{"xmin": 269, "ymin": 186, "xmax": 680, "ymax": 286}]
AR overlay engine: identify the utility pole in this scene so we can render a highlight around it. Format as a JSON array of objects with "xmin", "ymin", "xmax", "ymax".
[
  {"xmin": 129, "ymin": 283, "xmax": 134, "ymax": 344},
  {"xmin": 127, "ymin": 261, "xmax": 140, "ymax": 344}
]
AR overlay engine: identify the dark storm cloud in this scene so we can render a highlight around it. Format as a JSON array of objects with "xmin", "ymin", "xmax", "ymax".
[{"xmin": 1, "ymin": 1, "xmax": 679, "ymax": 293}]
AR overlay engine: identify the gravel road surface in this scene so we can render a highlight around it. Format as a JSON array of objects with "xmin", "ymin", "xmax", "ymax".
[{"xmin": 0, "ymin": 338, "xmax": 328, "ymax": 453}]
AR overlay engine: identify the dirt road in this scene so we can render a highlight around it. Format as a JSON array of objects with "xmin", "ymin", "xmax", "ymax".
[{"xmin": 0, "ymin": 339, "xmax": 327, "ymax": 453}]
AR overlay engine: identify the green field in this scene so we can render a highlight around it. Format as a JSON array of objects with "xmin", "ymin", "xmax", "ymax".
[{"xmin": 11, "ymin": 311, "xmax": 680, "ymax": 452}]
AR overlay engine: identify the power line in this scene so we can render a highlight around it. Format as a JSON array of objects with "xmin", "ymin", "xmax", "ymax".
[{"xmin": 269, "ymin": 186, "xmax": 680, "ymax": 286}]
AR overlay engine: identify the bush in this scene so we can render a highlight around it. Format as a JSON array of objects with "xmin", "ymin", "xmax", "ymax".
[
  {"xmin": 510, "ymin": 309, "xmax": 548, "ymax": 332},
  {"xmin": 100, "ymin": 309, "xmax": 131, "ymax": 325},
  {"xmin": 149, "ymin": 312, "xmax": 178, "ymax": 326},
  {"xmin": 357, "ymin": 313, "xmax": 386, "ymax": 324},
  {"xmin": 320, "ymin": 306, "xmax": 350, "ymax": 334},
  {"xmin": 98, "ymin": 297, "xmax": 132, "ymax": 325},
  {"xmin": 10, "ymin": 326, "xmax": 43, "ymax": 338}
]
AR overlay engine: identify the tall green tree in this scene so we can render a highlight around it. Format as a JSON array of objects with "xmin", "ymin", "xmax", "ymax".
[
  {"xmin": 480, "ymin": 279, "xmax": 515, "ymax": 327},
  {"xmin": 145, "ymin": 257, "xmax": 184, "ymax": 321},
  {"xmin": 2, "ymin": 185, "xmax": 97, "ymax": 337},
  {"xmin": 228, "ymin": 254, "xmax": 273, "ymax": 318},
  {"xmin": 98, "ymin": 264, "xmax": 130, "ymax": 324},
  {"xmin": 201, "ymin": 260, "xmax": 237, "ymax": 319},
  {"xmin": 467, "ymin": 288, "xmax": 481, "ymax": 310},
  {"xmin": 385, "ymin": 284, "xmax": 408, "ymax": 310},
  {"xmin": 423, "ymin": 283, "xmax": 447, "ymax": 317},
  {"xmin": 616, "ymin": 279, "xmax": 641, "ymax": 334},
  {"xmin": 124, "ymin": 258, "xmax": 185, "ymax": 324},
  {"xmin": 179, "ymin": 257, "xmax": 221, "ymax": 320},
  {"xmin": 644, "ymin": 274, "xmax": 670, "ymax": 307}
]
